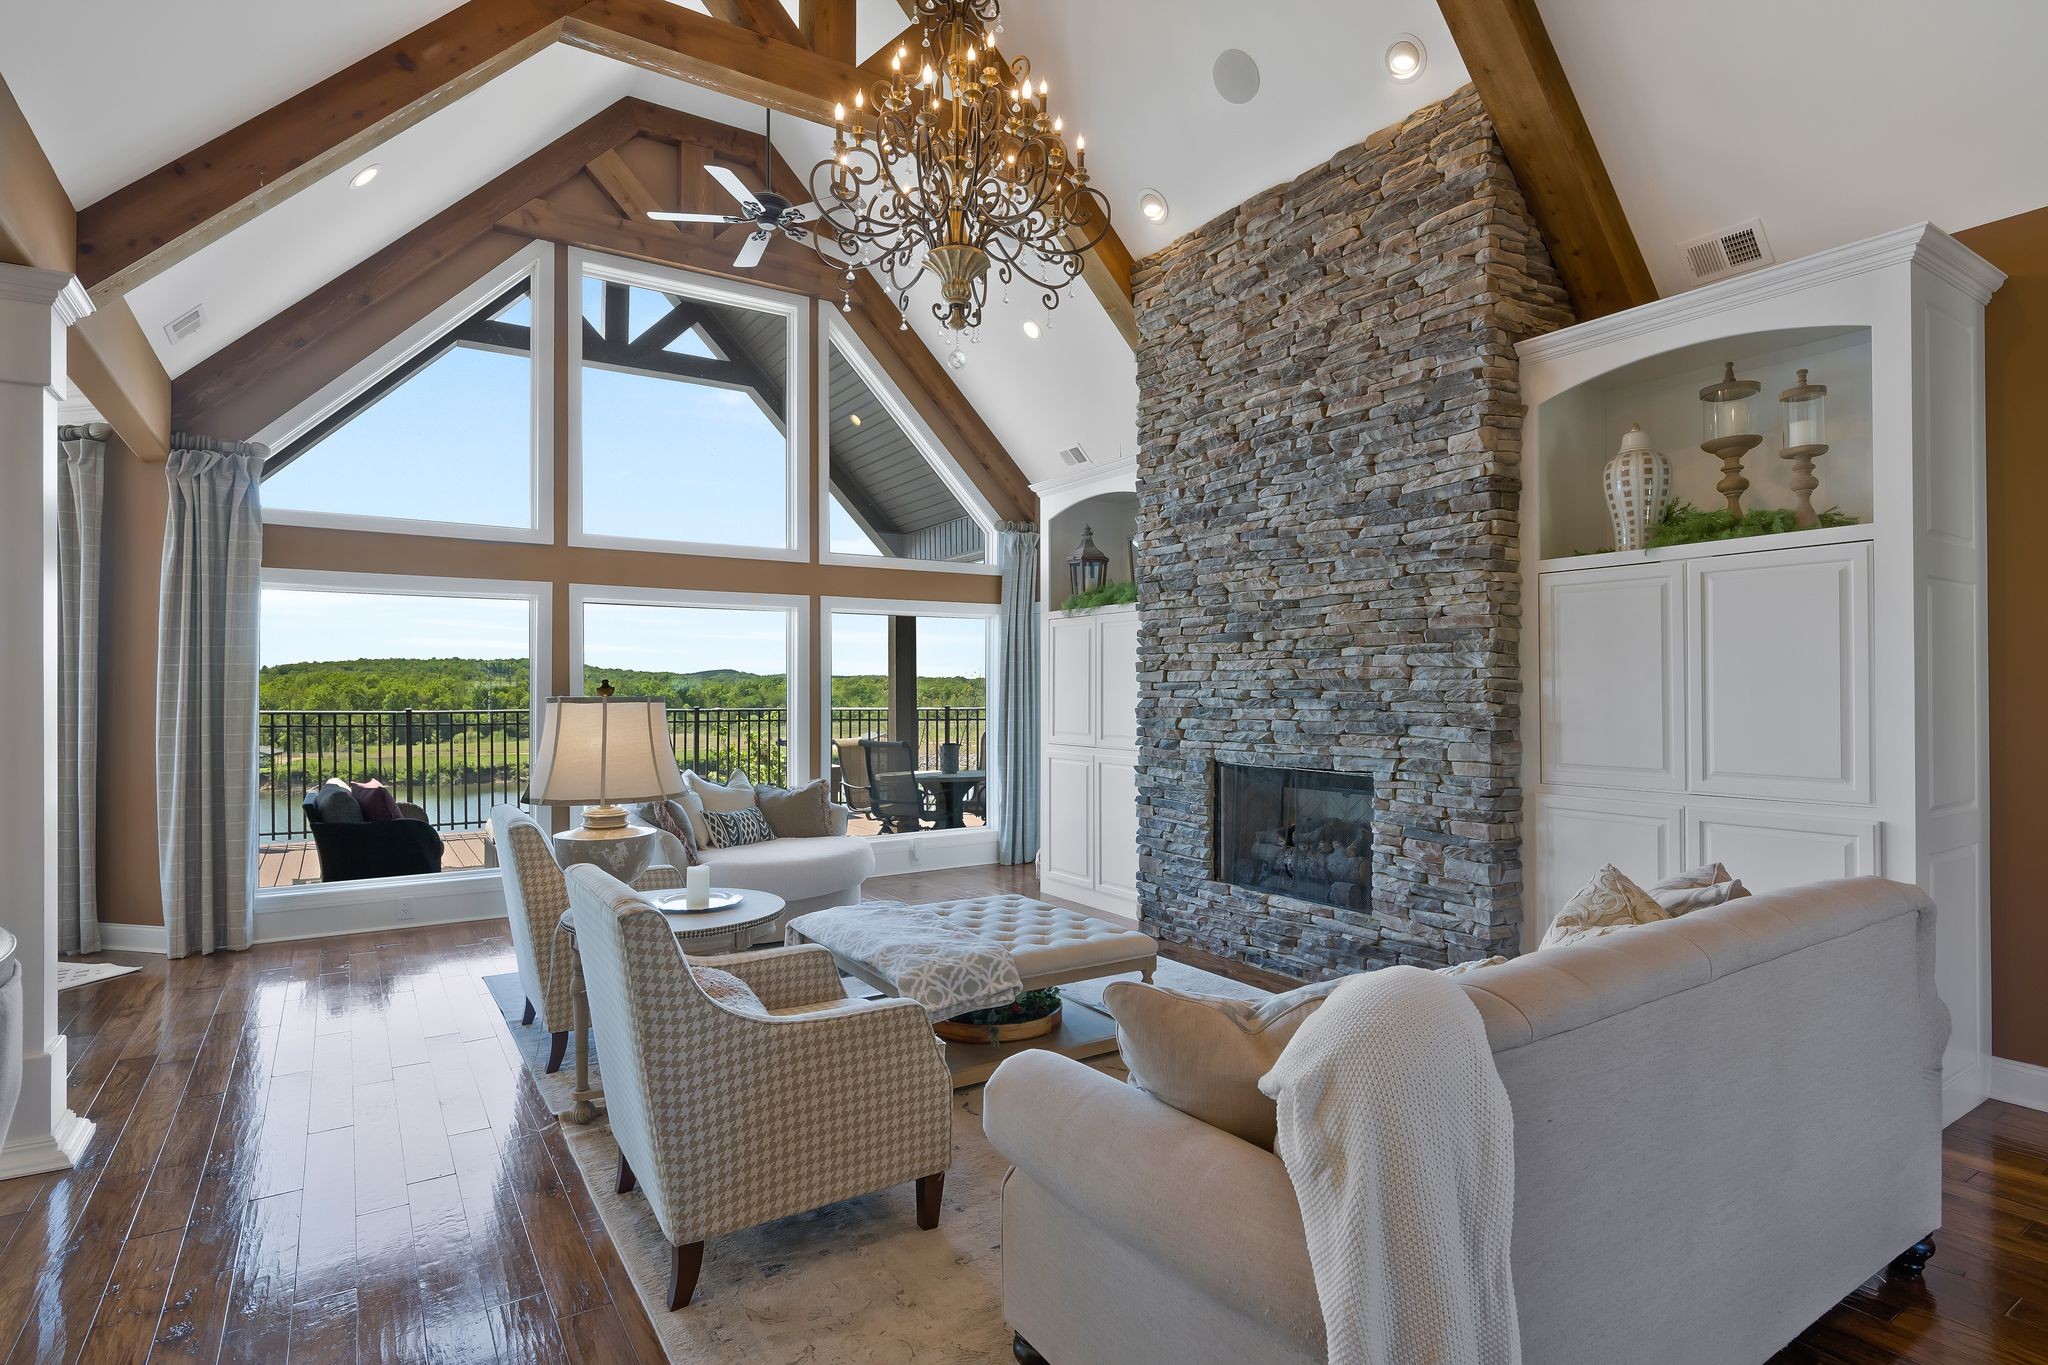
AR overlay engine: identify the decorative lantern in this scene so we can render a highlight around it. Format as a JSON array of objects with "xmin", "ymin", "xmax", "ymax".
[
  {"xmin": 1603, "ymin": 423, "xmax": 1672, "ymax": 551},
  {"xmin": 1067, "ymin": 525, "xmax": 1111, "ymax": 598},
  {"xmin": 1698, "ymin": 361, "xmax": 1763, "ymax": 515},
  {"xmin": 1778, "ymin": 368, "xmax": 1830, "ymax": 529}
]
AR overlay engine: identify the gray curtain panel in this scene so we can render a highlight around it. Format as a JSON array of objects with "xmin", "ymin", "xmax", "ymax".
[
  {"xmin": 995, "ymin": 522, "xmax": 1041, "ymax": 865},
  {"xmin": 57, "ymin": 425, "xmax": 108, "ymax": 956},
  {"xmin": 158, "ymin": 438, "xmax": 266, "ymax": 957}
]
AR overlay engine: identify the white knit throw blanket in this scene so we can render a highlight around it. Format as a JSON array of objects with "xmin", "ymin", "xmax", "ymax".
[{"xmin": 1258, "ymin": 966, "xmax": 1521, "ymax": 1365}]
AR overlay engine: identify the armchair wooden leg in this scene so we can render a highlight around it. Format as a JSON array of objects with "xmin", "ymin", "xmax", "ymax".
[
  {"xmin": 669, "ymin": 1241, "xmax": 704, "ymax": 1310},
  {"xmin": 521, "ymin": 997, "xmax": 536, "ymax": 1026},
  {"xmin": 916, "ymin": 1172, "xmax": 945, "ymax": 1230},
  {"xmin": 545, "ymin": 1030, "xmax": 569, "ymax": 1074},
  {"xmin": 1013, "ymin": 1333, "xmax": 1050, "ymax": 1364},
  {"xmin": 616, "ymin": 1154, "xmax": 636, "ymax": 1195},
  {"xmin": 1889, "ymin": 1235, "xmax": 1938, "ymax": 1278}
]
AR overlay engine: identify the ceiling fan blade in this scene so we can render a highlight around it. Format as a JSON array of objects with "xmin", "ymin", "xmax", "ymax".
[
  {"xmin": 707, "ymin": 165, "xmax": 766, "ymax": 217},
  {"xmin": 733, "ymin": 230, "xmax": 771, "ymax": 269},
  {"xmin": 647, "ymin": 211, "xmax": 734, "ymax": 223},
  {"xmin": 782, "ymin": 202, "xmax": 820, "ymax": 225}
]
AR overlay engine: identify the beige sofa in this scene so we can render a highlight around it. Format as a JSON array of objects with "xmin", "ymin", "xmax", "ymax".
[
  {"xmin": 628, "ymin": 803, "xmax": 874, "ymax": 946},
  {"xmin": 984, "ymin": 877, "xmax": 1949, "ymax": 1365}
]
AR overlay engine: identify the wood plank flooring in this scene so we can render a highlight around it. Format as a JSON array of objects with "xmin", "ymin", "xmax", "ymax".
[{"xmin": 1, "ymin": 864, "xmax": 2043, "ymax": 1363}]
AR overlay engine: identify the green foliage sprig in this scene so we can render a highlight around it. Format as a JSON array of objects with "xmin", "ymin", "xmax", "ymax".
[
  {"xmin": 945, "ymin": 986, "xmax": 1063, "ymax": 1027},
  {"xmin": 1644, "ymin": 500, "xmax": 1857, "ymax": 549},
  {"xmin": 1057, "ymin": 580, "xmax": 1139, "ymax": 613}
]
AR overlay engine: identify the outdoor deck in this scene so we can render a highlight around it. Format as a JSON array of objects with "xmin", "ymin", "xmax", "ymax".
[{"xmin": 258, "ymin": 831, "xmax": 493, "ymax": 888}]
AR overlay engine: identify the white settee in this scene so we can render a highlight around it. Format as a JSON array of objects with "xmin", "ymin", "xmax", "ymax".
[{"xmin": 627, "ymin": 802, "xmax": 874, "ymax": 946}]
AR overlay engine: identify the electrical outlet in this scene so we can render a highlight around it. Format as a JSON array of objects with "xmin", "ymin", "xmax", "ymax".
[{"xmin": 398, "ymin": 899, "xmax": 416, "ymax": 920}]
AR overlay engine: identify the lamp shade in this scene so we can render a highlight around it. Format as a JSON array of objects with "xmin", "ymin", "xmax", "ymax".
[{"xmin": 528, "ymin": 696, "xmax": 684, "ymax": 807}]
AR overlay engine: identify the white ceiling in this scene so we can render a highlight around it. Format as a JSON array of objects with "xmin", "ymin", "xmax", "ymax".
[
  {"xmin": 1538, "ymin": 0, "xmax": 2048, "ymax": 296},
  {"xmin": 10, "ymin": 0, "xmax": 2048, "ymax": 484}
]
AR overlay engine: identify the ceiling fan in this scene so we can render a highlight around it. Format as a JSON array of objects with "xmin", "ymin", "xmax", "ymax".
[{"xmin": 647, "ymin": 110, "xmax": 820, "ymax": 270}]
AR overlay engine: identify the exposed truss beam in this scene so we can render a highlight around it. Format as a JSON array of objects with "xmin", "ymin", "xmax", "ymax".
[
  {"xmin": 1436, "ymin": 0, "xmax": 1656, "ymax": 319},
  {"xmin": 800, "ymin": 0, "xmax": 857, "ymax": 64},
  {"xmin": 73, "ymin": 0, "xmax": 1137, "ymax": 345},
  {"xmin": 701, "ymin": 0, "xmax": 803, "ymax": 45}
]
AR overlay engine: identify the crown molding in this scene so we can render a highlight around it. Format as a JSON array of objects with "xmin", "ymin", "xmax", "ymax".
[{"xmin": 0, "ymin": 266, "xmax": 93, "ymax": 327}]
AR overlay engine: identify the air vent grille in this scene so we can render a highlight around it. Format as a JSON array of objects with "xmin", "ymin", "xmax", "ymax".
[
  {"xmin": 163, "ymin": 305, "xmax": 205, "ymax": 346},
  {"xmin": 1057, "ymin": 445, "xmax": 1090, "ymax": 467},
  {"xmin": 1677, "ymin": 219, "xmax": 1775, "ymax": 284}
]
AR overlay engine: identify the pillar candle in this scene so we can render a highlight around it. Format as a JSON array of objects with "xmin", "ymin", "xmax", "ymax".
[
  {"xmin": 686, "ymin": 864, "xmax": 711, "ymax": 910},
  {"xmin": 1788, "ymin": 418, "xmax": 1820, "ymax": 448}
]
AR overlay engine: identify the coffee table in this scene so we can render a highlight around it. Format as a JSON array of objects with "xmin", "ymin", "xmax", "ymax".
[{"xmin": 555, "ymin": 889, "xmax": 785, "ymax": 1123}]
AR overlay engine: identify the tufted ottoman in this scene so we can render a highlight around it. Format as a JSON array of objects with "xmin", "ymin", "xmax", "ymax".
[{"xmin": 787, "ymin": 894, "xmax": 1157, "ymax": 1084}]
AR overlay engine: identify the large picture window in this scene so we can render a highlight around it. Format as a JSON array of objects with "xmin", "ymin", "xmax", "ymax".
[
  {"xmin": 572, "ymin": 254, "xmax": 805, "ymax": 555},
  {"xmin": 257, "ymin": 572, "xmax": 548, "ymax": 891},
  {"xmin": 257, "ymin": 245, "xmax": 552, "ymax": 540}
]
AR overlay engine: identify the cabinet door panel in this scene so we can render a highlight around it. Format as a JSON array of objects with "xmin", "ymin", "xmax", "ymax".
[
  {"xmin": 1540, "ymin": 564, "xmax": 1684, "ymax": 790},
  {"xmin": 1096, "ymin": 611, "xmax": 1140, "ymax": 751},
  {"xmin": 1689, "ymin": 543, "xmax": 1871, "ymax": 803},
  {"xmin": 1689, "ymin": 807, "xmax": 1879, "ymax": 890},
  {"xmin": 1530, "ymin": 794, "xmax": 1682, "ymax": 942},
  {"xmin": 1042, "ymin": 754, "xmax": 1095, "ymax": 884},
  {"xmin": 1093, "ymin": 757, "xmax": 1140, "ymax": 901},
  {"xmin": 1047, "ymin": 615, "xmax": 1096, "ymax": 749}
]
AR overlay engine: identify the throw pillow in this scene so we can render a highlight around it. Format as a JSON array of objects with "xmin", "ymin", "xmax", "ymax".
[
  {"xmin": 349, "ymin": 780, "xmax": 400, "ymax": 822},
  {"xmin": 630, "ymin": 798, "xmax": 699, "ymax": 866},
  {"xmin": 692, "ymin": 966, "xmax": 763, "ymax": 1014},
  {"xmin": 314, "ymin": 781, "xmax": 365, "ymax": 825},
  {"xmin": 1647, "ymin": 863, "xmax": 1749, "ymax": 915},
  {"xmin": 686, "ymin": 768, "xmax": 758, "ymax": 815},
  {"xmin": 755, "ymin": 779, "xmax": 835, "ymax": 838},
  {"xmin": 1540, "ymin": 864, "xmax": 1670, "ymax": 950},
  {"xmin": 1102, "ymin": 978, "xmax": 1344, "ymax": 1150},
  {"xmin": 702, "ymin": 806, "xmax": 776, "ymax": 849}
]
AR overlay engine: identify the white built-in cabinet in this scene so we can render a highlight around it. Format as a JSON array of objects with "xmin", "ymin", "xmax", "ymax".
[
  {"xmin": 1518, "ymin": 224, "xmax": 2003, "ymax": 1123},
  {"xmin": 1033, "ymin": 461, "xmax": 1141, "ymax": 920}
]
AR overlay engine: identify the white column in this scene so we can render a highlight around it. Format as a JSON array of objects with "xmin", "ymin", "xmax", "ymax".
[{"xmin": 0, "ymin": 265, "xmax": 94, "ymax": 1177}]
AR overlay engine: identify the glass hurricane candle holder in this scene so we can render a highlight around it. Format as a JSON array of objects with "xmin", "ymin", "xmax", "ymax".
[
  {"xmin": 1778, "ymin": 368, "xmax": 1829, "ymax": 529},
  {"xmin": 1698, "ymin": 361, "xmax": 1762, "ymax": 515}
]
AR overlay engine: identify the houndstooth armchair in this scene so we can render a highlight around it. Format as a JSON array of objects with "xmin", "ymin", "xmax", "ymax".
[
  {"xmin": 563, "ymin": 864, "xmax": 954, "ymax": 1309},
  {"xmin": 491, "ymin": 806, "xmax": 683, "ymax": 1073}
]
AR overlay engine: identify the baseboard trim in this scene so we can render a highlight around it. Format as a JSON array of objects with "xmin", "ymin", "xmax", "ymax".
[
  {"xmin": 95, "ymin": 922, "xmax": 168, "ymax": 955},
  {"xmin": 0, "ymin": 1108, "xmax": 94, "ymax": 1179},
  {"xmin": 1987, "ymin": 1056, "xmax": 2048, "ymax": 1115}
]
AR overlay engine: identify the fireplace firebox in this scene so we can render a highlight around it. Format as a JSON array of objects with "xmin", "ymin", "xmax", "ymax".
[{"xmin": 1212, "ymin": 762, "xmax": 1373, "ymax": 912}]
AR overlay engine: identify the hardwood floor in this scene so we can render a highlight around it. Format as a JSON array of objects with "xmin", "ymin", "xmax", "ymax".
[{"xmin": 3, "ymin": 865, "xmax": 2045, "ymax": 1362}]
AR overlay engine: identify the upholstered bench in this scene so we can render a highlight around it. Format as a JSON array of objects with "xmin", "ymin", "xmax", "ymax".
[{"xmin": 787, "ymin": 894, "xmax": 1158, "ymax": 1085}]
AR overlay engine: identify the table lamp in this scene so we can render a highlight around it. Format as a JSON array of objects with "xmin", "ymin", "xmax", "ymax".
[{"xmin": 529, "ymin": 681, "xmax": 683, "ymax": 882}]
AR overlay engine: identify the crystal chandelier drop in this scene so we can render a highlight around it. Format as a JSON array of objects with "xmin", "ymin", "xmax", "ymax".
[{"xmin": 808, "ymin": 0, "xmax": 1113, "ymax": 339}]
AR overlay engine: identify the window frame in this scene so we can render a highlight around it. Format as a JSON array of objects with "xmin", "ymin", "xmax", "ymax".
[
  {"xmin": 252, "ymin": 566, "xmax": 554, "ymax": 917},
  {"xmin": 569, "ymin": 583, "xmax": 816, "ymax": 788},
  {"xmin": 252, "ymin": 242, "xmax": 557, "ymax": 545},
  {"xmin": 566, "ymin": 249, "xmax": 813, "ymax": 562},
  {"xmin": 816, "ymin": 312, "xmax": 1002, "ymax": 575},
  {"xmin": 820, "ymin": 594, "xmax": 1003, "ymax": 844}
]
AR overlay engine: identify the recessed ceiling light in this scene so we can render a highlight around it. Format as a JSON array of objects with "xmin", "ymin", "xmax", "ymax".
[
  {"xmin": 1385, "ymin": 35, "xmax": 1425, "ymax": 81},
  {"xmin": 1137, "ymin": 190, "xmax": 1169, "ymax": 225},
  {"xmin": 349, "ymin": 165, "xmax": 382, "ymax": 189},
  {"xmin": 1212, "ymin": 48, "xmax": 1260, "ymax": 105},
  {"xmin": 1022, "ymin": 320, "xmax": 1042, "ymax": 340},
  {"xmin": 848, "ymin": 412, "xmax": 863, "ymax": 426}
]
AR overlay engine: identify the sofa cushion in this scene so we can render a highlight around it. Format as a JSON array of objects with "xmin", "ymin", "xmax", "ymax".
[
  {"xmin": 315, "ymin": 781, "xmax": 365, "ymax": 825},
  {"xmin": 1540, "ymin": 863, "xmax": 1669, "ymax": 949},
  {"xmin": 755, "ymin": 779, "xmax": 835, "ymax": 838},
  {"xmin": 1101, "ymin": 978, "xmax": 1343, "ymax": 1150},
  {"xmin": 696, "ymin": 834, "xmax": 873, "ymax": 903}
]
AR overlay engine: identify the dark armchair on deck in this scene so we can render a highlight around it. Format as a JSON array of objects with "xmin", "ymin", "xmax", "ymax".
[
  {"xmin": 859, "ymin": 738, "xmax": 935, "ymax": 834},
  {"xmin": 302, "ymin": 778, "xmax": 444, "ymax": 882}
]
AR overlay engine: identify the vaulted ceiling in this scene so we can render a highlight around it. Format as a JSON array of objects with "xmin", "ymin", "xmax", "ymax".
[{"xmin": 7, "ymin": 0, "xmax": 2046, "ymax": 484}]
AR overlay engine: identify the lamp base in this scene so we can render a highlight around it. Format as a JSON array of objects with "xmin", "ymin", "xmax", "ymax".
[{"xmin": 554, "ymin": 822, "xmax": 657, "ymax": 883}]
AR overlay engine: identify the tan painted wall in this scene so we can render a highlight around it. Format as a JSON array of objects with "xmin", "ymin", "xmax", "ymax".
[
  {"xmin": 1956, "ymin": 208, "xmax": 2048, "ymax": 1067},
  {"xmin": 99, "ymin": 434, "xmax": 170, "ymax": 927}
]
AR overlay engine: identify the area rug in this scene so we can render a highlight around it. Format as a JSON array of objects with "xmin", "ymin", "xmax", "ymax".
[
  {"xmin": 483, "ymin": 957, "xmax": 1266, "ymax": 1364},
  {"xmin": 56, "ymin": 961, "xmax": 139, "ymax": 991}
]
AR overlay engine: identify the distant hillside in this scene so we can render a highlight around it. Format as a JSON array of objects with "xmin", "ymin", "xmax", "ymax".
[{"xmin": 258, "ymin": 657, "xmax": 984, "ymax": 711}]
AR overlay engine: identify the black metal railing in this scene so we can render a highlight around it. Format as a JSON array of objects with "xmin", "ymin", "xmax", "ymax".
[{"xmin": 259, "ymin": 703, "xmax": 988, "ymax": 841}]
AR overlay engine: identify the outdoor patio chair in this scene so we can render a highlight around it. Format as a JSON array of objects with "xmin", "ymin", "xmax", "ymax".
[
  {"xmin": 859, "ymin": 738, "xmax": 933, "ymax": 833},
  {"xmin": 302, "ymin": 778, "xmax": 444, "ymax": 882}
]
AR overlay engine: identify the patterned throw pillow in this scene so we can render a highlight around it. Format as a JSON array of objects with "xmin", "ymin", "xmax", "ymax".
[
  {"xmin": 691, "ymin": 966, "xmax": 764, "ymax": 1015},
  {"xmin": 702, "ymin": 806, "xmax": 776, "ymax": 849},
  {"xmin": 1540, "ymin": 864, "xmax": 1670, "ymax": 949},
  {"xmin": 631, "ymin": 799, "xmax": 699, "ymax": 866}
]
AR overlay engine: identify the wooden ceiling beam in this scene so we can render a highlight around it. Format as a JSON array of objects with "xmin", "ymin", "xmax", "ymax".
[
  {"xmin": 1436, "ymin": 0, "xmax": 1656, "ymax": 319},
  {"xmin": 800, "ymin": 0, "xmax": 857, "ymax": 64},
  {"xmin": 701, "ymin": 0, "xmax": 804, "ymax": 46},
  {"xmin": 74, "ymin": 0, "xmax": 583, "ymax": 302}
]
